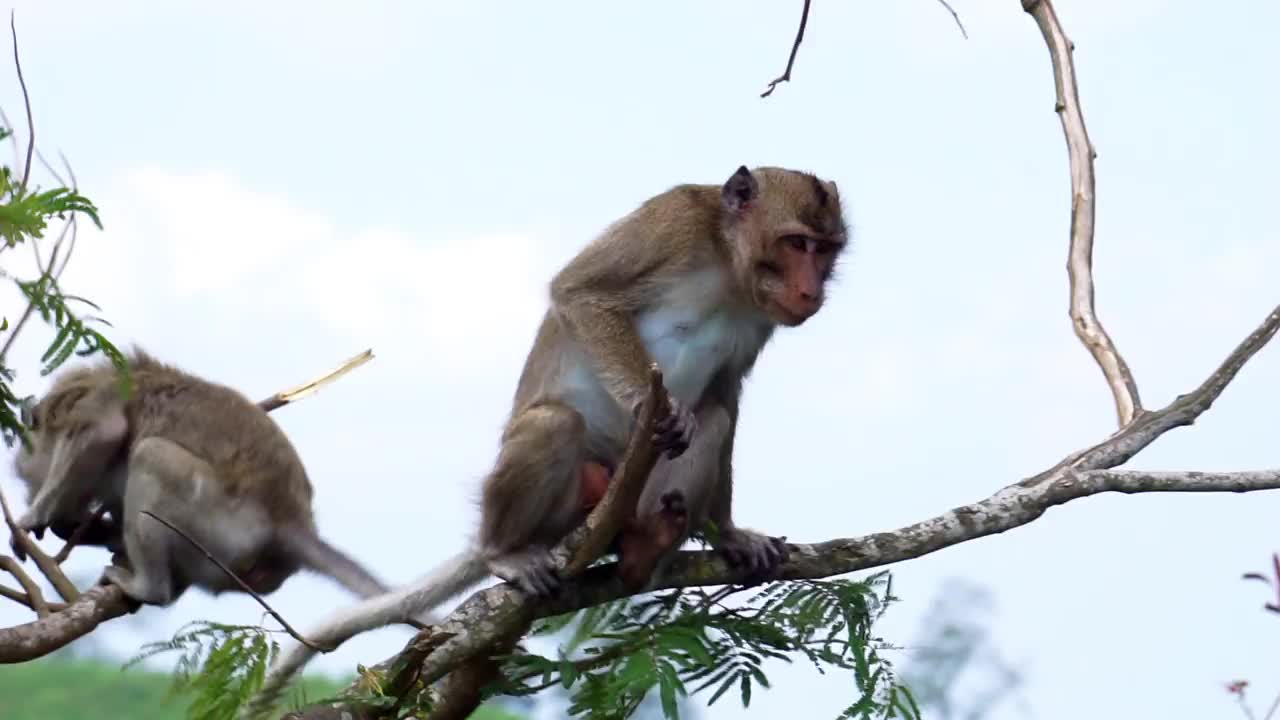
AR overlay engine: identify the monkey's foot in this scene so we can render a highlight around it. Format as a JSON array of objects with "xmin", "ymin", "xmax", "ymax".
[
  {"xmin": 618, "ymin": 491, "xmax": 689, "ymax": 591},
  {"xmin": 716, "ymin": 527, "xmax": 790, "ymax": 582},
  {"xmin": 488, "ymin": 546, "xmax": 560, "ymax": 597},
  {"xmin": 102, "ymin": 564, "xmax": 172, "ymax": 607}
]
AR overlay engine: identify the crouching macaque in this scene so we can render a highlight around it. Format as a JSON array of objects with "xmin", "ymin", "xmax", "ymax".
[
  {"xmin": 9, "ymin": 349, "xmax": 390, "ymax": 606},
  {"xmin": 262, "ymin": 165, "xmax": 849, "ymax": 689}
]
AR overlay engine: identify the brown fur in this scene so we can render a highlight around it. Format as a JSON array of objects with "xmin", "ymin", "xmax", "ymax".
[{"xmin": 28, "ymin": 349, "xmax": 313, "ymax": 526}]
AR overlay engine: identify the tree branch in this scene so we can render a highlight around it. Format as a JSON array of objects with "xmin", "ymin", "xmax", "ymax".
[
  {"xmin": 289, "ymin": 301, "xmax": 1280, "ymax": 719},
  {"xmin": 1023, "ymin": 0, "xmax": 1142, "ymax": 427}
]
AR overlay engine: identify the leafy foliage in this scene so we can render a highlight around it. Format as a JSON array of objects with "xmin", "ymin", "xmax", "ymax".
[
  {"xmin": 126, "ymin": 621, "xmax": 285, "ymax": 720},
  {"xmin": 0, "ymin": 115, "xmax": 127, "ymax": 449},
  {"xmin": 496, "ymin": 572, "xmax": 921, "ymax": 720}
]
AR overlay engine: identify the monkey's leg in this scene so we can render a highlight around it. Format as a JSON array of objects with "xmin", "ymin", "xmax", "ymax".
[
  {"xmin": 481, "ymin": 401, "xmax": 587, "ymax": 596},
  {"xmin": 101, "ymin": 437, "xmax": 208, "ymax": 606},
  {"xmin": 620, "ymin": 404, "xmax": 731, "ymax": 589}
]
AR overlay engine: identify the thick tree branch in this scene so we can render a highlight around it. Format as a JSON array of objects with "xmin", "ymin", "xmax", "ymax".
[
  {"xmin": 290, "ymin": 302, "xmax": 1280, "ymax": 719},
  {"xmin": 1023, "ymin": 0, "xmax": 1142, "ymax": 427},
  {"xmin": 0, "ymin": 349, "xmax": 375, "ymax": 662}
]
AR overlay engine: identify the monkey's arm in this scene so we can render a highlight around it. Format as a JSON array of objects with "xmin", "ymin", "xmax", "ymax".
[
  {"xmin": 549, "ymin": 232, "xmax": 675, "ymax": 410},
  {"xmin": 20, "ymin": 408, "xmax": 128, "ymax": 531}
]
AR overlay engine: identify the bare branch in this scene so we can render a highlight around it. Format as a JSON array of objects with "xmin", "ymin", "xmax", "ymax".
[
  {"xmin": 0, "ymin": 556, "xmax": 48, "ymax": 616},
  {"xmin": 1023, "ymin": 0, "xmax": 1141, "ymax": 427},
  {"xmin": 0, "ymin": 584, "xmax": 132, "ymax": 663},
  {"xmin": 0, "ymin": 483, "xmax": 80, "ymax": 603},
  {"xmin": 291, "ymin": 301, "xmax": 1280, "ymax": 719},
  {"xmin": 761, "ymin": 0, "xmax": 811, "ymax": 99},
  {"xmin": 0, "ymin": 582, "xmax": 65, "ymax": 612},
  {"xmin": 8, "ymin": 12, "xmax": 33, "ymax": 192},
  {"xmin": 935, "ymin": 0, "xmax": 969, "ymax": 39}
]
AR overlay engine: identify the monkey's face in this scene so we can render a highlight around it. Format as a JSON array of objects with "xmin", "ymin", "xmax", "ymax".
[
  {"xmin": 13, "ymin": 398, "xmax": 56, "ymax": 490},
  {"xmin": 721, "ymin": 166, "xmax": 848, "ymax": 327}
]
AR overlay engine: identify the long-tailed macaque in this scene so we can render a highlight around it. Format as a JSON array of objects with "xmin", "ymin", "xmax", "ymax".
[
  {"xmin": 9, "ymin": 349, "xmax": 391, "ymax": 606},
  {"xmin": 260, "ymin": 165, "xmax": 849, "ymax": 691}
]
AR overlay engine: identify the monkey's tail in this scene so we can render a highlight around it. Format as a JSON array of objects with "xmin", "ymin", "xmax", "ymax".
[
  {"xmin": 281, "ymin": 527, "xmax": 391, "ymax": 599},
  {"xmin": 244, "ymin": 549, "xmax": 488, "ymax": 719}
]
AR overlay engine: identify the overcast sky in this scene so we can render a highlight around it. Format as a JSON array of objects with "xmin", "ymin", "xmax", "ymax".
[{"xmin": 1, "ymin": 1, "xmax": 1278, "ymax": 718}]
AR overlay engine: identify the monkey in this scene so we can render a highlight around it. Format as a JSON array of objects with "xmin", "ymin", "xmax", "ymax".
[
  {"xmin": 256, "ymin": 165, "xmax": 848, "ymax": 694},
  {"xmin": 8, "ymin": 348, "xmax": 392, "ymax": 607}
]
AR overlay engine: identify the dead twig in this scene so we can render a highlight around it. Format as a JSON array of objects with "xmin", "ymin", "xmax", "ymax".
[
  {"xmin": 257, "ymin": 349, "xmax": 374, "ymax": 412},
  {"xmin": 1023, "ymin": 0, "xmax": 1141, "ymax": 427},
  {"xmin": 8, "ymin": 12, "xmax": 33, "ymax": 191},
  {"xmin": 761, "ymin": 0, "xmax": 812, "ymax": 98},
  {"xmin": 139, "ymin": 510, "xmax": 329, "ymax": 652}
]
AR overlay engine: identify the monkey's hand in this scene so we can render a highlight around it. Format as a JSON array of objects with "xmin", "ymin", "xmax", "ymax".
[
  {"xmin": 9, "ymin": 516, "xmax": 46, "ymax": 562},
  {"xmin": 715, "ymin": 527, "xmax": 789, "ymax": 581},
  {"xmin": 650, "ymin": 395, "xmax": 697, "ymax": 460}
]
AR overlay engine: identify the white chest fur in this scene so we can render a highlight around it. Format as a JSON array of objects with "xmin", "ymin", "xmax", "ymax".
[{"xmin": 559, "ymin": 268, "xmax": 772, "ymax": 444}]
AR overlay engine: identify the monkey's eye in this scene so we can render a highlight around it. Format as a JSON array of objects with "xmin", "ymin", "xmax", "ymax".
[
  {"xmin": 756, "ymin": 260, "xmax": 783, "ymax": 276},
  {"xmin": 781, "ymin": 235, "xmax": 808, "ymax": 251}
]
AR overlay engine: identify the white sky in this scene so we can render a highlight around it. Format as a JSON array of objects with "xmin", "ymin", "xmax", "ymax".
[{"xmin": 1, "ymin": 1, "xmax": 1278, "ymax": 718}]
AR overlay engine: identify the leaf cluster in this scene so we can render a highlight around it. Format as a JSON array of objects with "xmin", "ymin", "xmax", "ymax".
[
  {"xmin": 0, "ymin": 119, "xmax": 126, "ymax": 448},
  {"xmin": 126, "ymin": 621, "xmax": 286, "ymax": 720},
  {"xmin": 499, "ymin": 572, "xmax": 921, "ymax": 720}
]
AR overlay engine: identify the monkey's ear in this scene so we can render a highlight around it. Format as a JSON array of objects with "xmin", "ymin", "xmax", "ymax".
[{"xmin": 721, "ymin": 166, "xmax": 759, "ymax": 213}]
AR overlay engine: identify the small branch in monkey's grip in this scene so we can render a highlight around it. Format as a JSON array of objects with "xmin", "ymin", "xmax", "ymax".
[
  {"xmin": 138, "ymin": 510, "xmax": 331, "ymax": 652},
  {"xmin": 562, "ymin": 363, "xmax": 667, "ymax": 576},
  {"xmin": 406, "ymin": 366, "xmax": 668, "ymax": 720}
]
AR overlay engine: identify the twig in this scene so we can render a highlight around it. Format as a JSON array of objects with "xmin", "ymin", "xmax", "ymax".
[
  {"xmin": 256, "ymin": 349, "xmax": 374, "ymax": 412},
  {"xmin": 0, "ymin": 484, "xmax": 80, "ymax": 602},
  {"xmin": 1022, "ymin": 0, "xmax": 1141, "ymax": 427},
  {"xmin": 9, "ymin": 12, "xmax": 33, "ymax": 191},
  {"xmin": 138, "ymin": 510, "xmax": 329, "ymax": 652},
  {"xmin": 761, "ymin": 0, "xmax": 811, "ymax": 98},
  {"xmin": 54, "ymin": 506, "xmax": 109, "ymax": 563},
  {"xmin": 0, "ymin": 582, "xmax": 65, "ymax": 612},
  {"xmin": 0, "ymin": 556, "xmax": 48, "ymax": 617},
  {"xmin": 935, "ymin": 0, "xmax": 969, "ymax": 39}
]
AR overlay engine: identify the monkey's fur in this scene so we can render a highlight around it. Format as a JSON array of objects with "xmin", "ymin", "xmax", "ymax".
[
  {"xmin": 258, "ymin": 165, "xmax": 849, "ymax": 695},
  {"xmin": 10, "ymin": 349, "xmax": 390, "ymax": 606}
]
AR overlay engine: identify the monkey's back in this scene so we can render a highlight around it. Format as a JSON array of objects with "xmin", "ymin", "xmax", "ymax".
[{"xmin": 118, "ymin": 351, "xmax": 315, "ymax": 525}]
